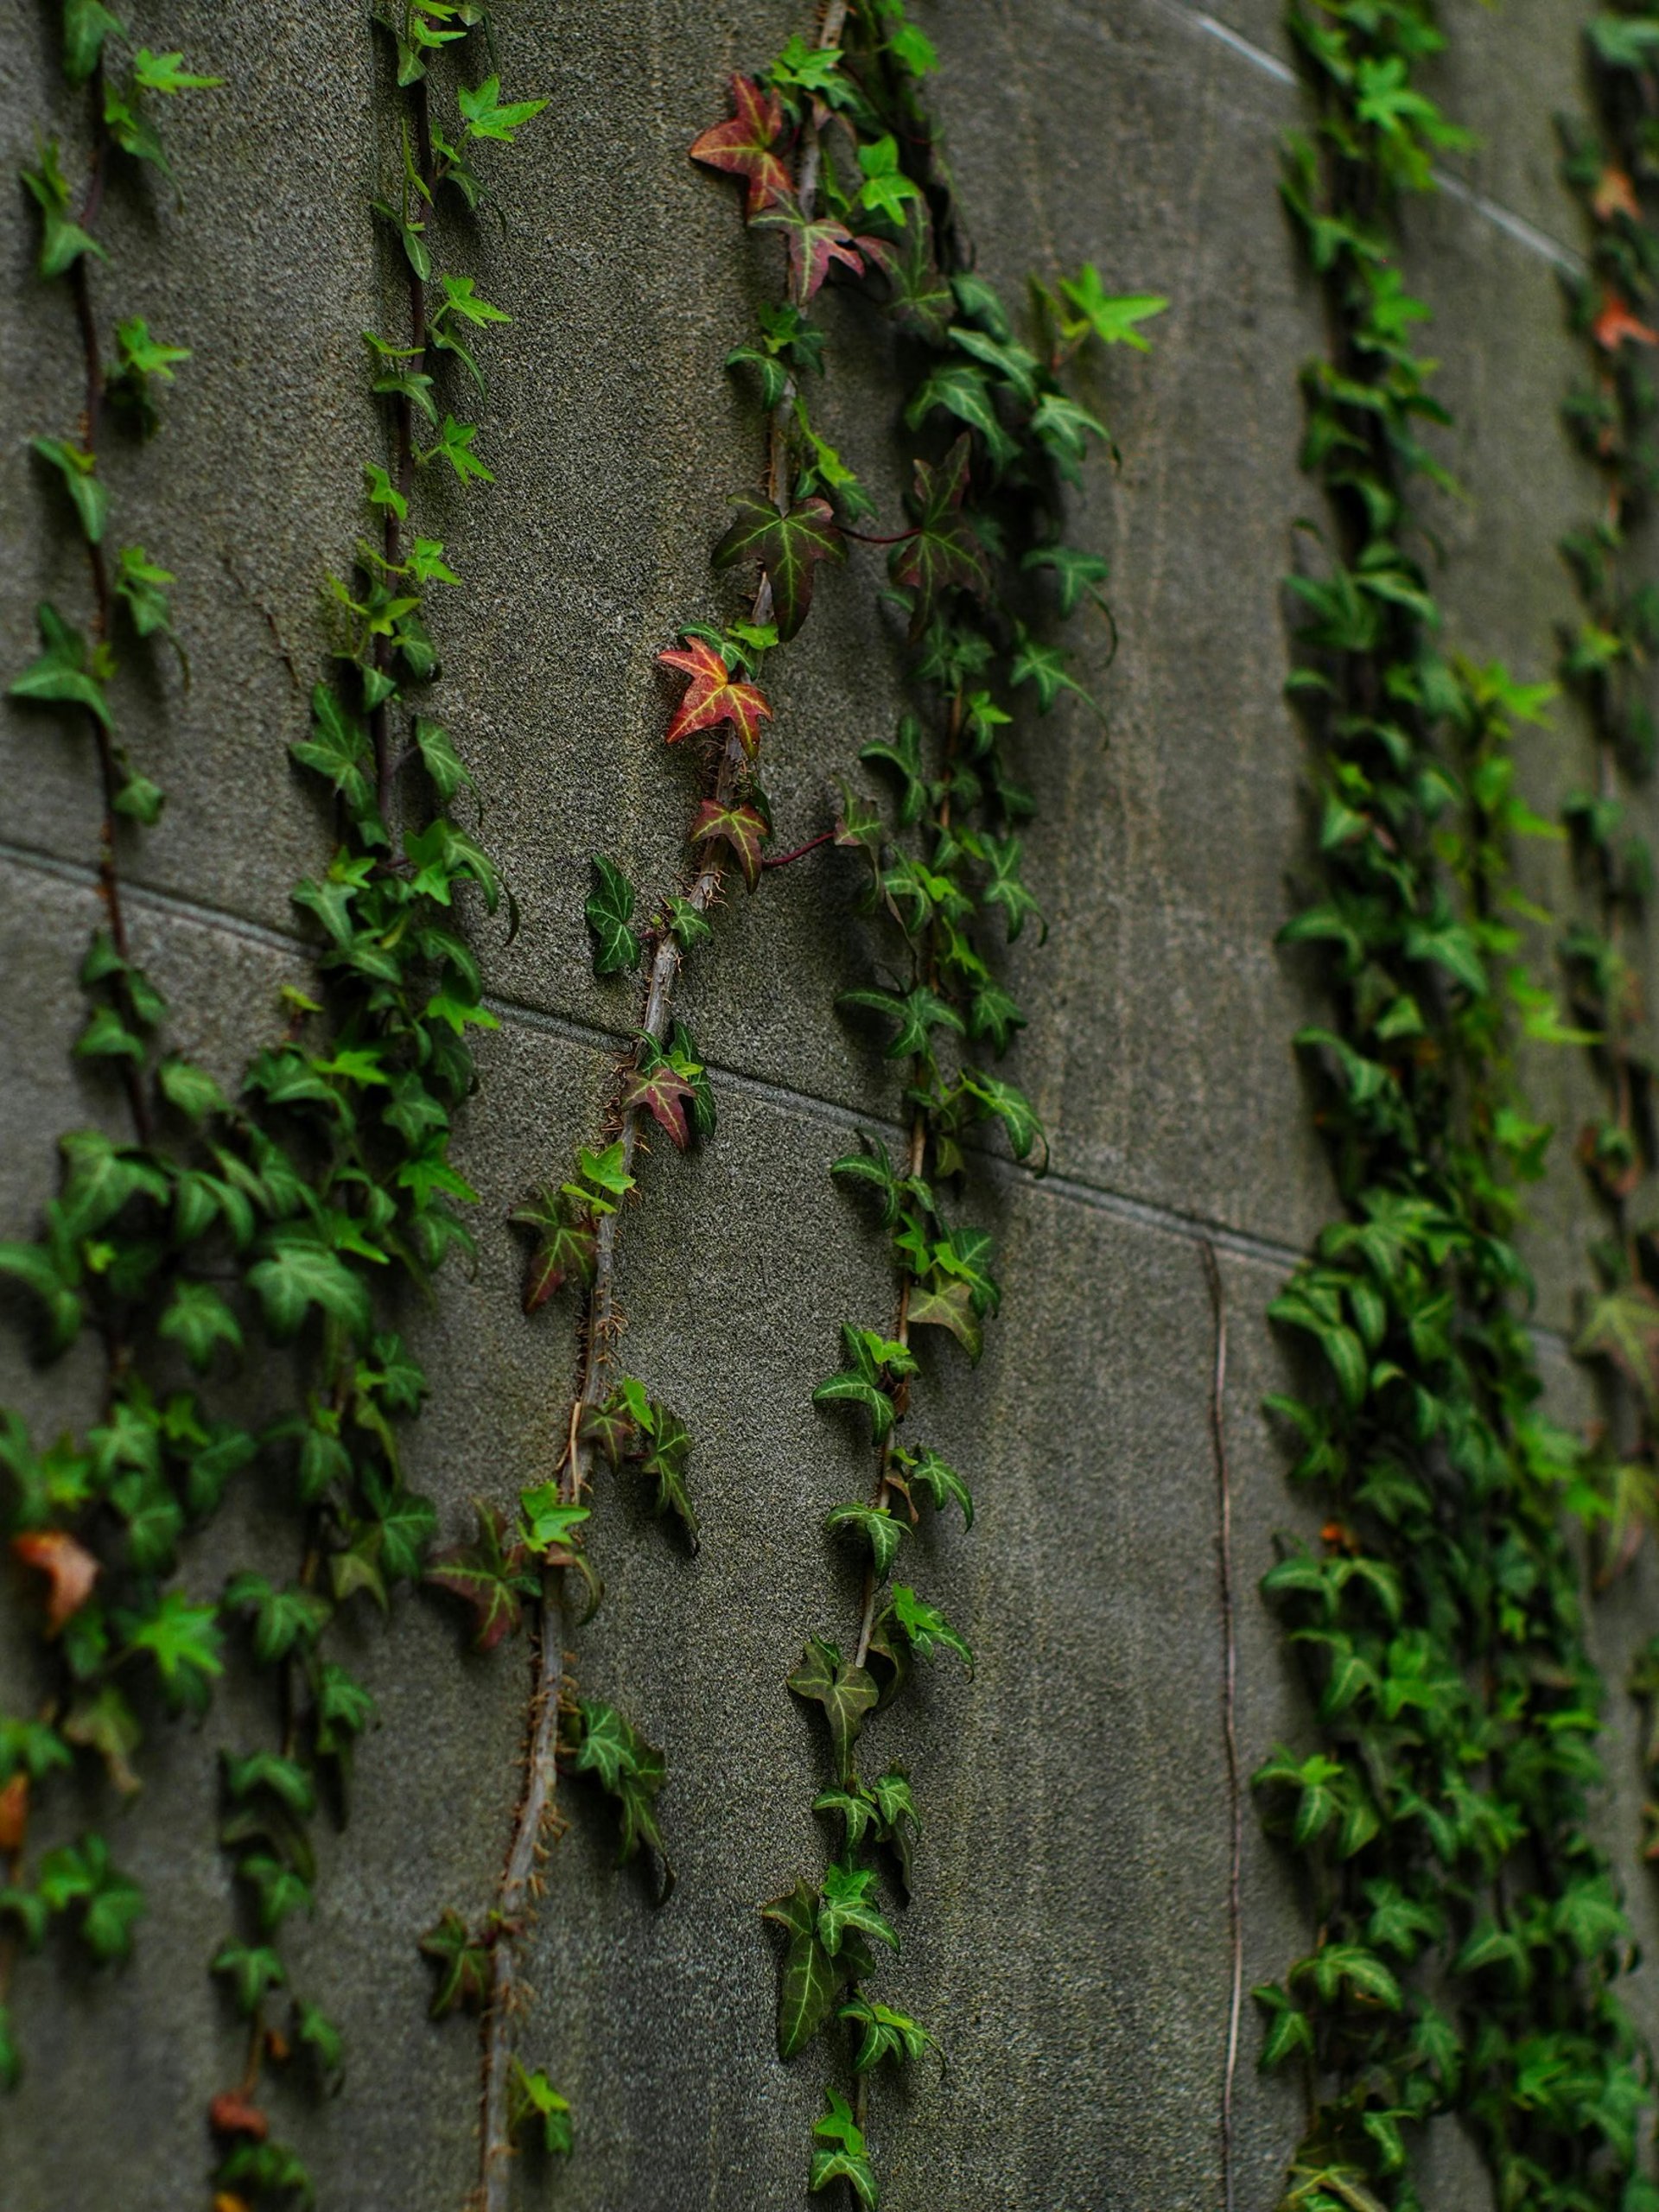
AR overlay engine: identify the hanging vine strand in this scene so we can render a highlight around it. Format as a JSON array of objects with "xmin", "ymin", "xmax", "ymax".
[
  {"xmin": 1554, "ymin": 12, "xmax": 1659, "ymax": 1842},
  {"xmin": 677, "ymin": 8, "xmax": 1167, "ymax": 2202},
  {"xmin": 1255, "ymin": 3, "xmax": 1653, "ymax": 2209},
  {"xmin": 1, "ymin": 3, "xmax": 536, "ymax": 2202},
  {"xmin": 433, "ymin": 12, "xmax": 859, "ymax": 2205}
]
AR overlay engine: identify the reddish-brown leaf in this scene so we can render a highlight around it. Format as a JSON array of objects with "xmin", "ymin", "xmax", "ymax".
[
  {"xmin": 10, "ymin": 1529, "xmax": 99, "ymax": 1636},
  {"xmin": 657, "ymin": 637, "xmax": 773, "ymax": 756},
  {"xmin": 209, "ymin": 2093, "xmax": 270, "ymax": 2142},
  {"xmin": 424, "ymin": 1503, "xmax": 535, "ymax": 1653},
  {"xmin": 524, "ymin": 1219, "xmax": 598, "ymax": 1311},
  {"xmin": 749, "ymin": 193, "xmax": 865, "ymax": 302},
  {"xmin": 1593, "ymin": 167, "xmax": 1641, "ymax": 224},
  {"xmin": 689, "ymin": 73, "xmax": 792, "ymax": 217},
  {"xmin": 889, "ymin": 433, "xmax": 990, "ymax": 626},
  {"xmin": 1593, "ymin": 296, "xmax": 1659, "ymax": 352},
  {"xmin": 623, "ymin": 1062, "xmax": 696, "ymax": 1152},
  {"xmin": 690, "ymin": 798, "xmax": 770, "ymax": 892},
  {"xmin": 712, "ymin": 493, "xmax": 844, "ymax": 640},
  {"xmin": 0, "ymin": 1773, "xmax": 29, "ymax": 1856}
]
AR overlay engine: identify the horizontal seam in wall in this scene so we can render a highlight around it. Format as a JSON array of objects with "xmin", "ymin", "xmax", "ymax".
[
  {"xmin": 0, "ymin": 837, "xmax": 308, "ymax": 963},
  {"xmin": 1152, "ymin": 1, "xmax": 1586, "ymax": 276},
  {"xmin": 2, "ymin": 836, "xmax": 1318, "ymax": 1276},
  {"xmin": 491, "ymin": 986, "xmax": 1311, "ymax": 1272},
  {"xmin": 0, "ymin": 838, "xmax": 1579, "ymax": 1350}
]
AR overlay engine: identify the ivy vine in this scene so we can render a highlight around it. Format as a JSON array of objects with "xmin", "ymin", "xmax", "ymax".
[
  {"xmin": 681, "ymin": 7, "xmax": 1166, "ymax": 2204},
  {"xmin": 1254, "ymin": 3, "xmax": 1656, "ymax": 2208},
  {"xmin": 1555, "ymin": 12, "xmax": 1659, "ymax": 1828},
  {"xmin": 1, "ymin": 2, "xmax": 534, "ymax": 2202}
]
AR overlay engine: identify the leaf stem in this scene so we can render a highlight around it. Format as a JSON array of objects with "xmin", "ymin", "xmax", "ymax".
[{"xmin": 762, "ymin": 827, "xmax": 836, "ymax": 870}]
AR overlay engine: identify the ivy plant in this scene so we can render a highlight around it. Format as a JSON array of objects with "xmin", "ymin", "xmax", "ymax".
[
  {"xmin": 1258, "ymin": 4, "xmax": 1653, "ymax": 2209},
  {"xmin": 694, "ymin": 4, "xmax": 1165, "ymax": 2201},
  {"xmin": 2, "ymin": 3, "xmax": 524, "ymax": 2202}
]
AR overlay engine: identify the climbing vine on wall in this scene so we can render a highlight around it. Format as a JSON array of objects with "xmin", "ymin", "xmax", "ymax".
[
  {"xmin": 0, "ymin": 3, "xmax": 533, "ymax": 2202},
  {"xmin": 1555, "ymin": 12, "xmax": 1659, "ymax": 1841},
  {"xmin": 690, "ymin": 5, "xmax": 1163, "ymax": 2202},
  {"xmin": 1254, "ymin": 3, "xmax": 1654, "ymax": 2209}
]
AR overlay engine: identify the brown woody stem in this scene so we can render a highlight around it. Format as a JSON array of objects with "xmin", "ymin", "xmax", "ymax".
[{"xmin": 475, "ymin": 12, "xmax": 850, "ymax": 2201}]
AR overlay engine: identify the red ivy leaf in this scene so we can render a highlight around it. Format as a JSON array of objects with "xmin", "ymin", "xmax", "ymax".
[
  {"xmin": 889, "ymin": 433, "xmax": 990, "ymax": 629},
  {"xmin": 1593, "ymin": 296, "xmax": 1659, "ymax": 352},
  {"xmin": 623, "ymin": 1060, "xmax": 696, "ymax": 1151},
  {"xmin": 11, "ymin": 1529, "xmax": 100, "ymax": 1636},
  {"xmin": 1593, "ymin": 167, "xmax": 1641, "ymax": 224},
  {"xmin": 713, "ymin": 493, "xmax": 845, "ymax": 640},
  {"xmin": 0, "ymin": 1772, "xmax": 28, "ymax": 1855},
  {"xmin": 209, "ymin": 2092, "xmax": 270, "ymax": 2142},
  {"xmin": 689, "ymin": 73, "xmax": 793, "ymax": 216},
  {"xmin": 657, "ymin": 636, "xmax": 773, "ymax": 756},
  {"xmin": 690, "ymin": 798, "xmax": 771, "ymax": 892},
  {"xmin": 423, "ymin": 1503, "xmax": 534, "ymax": 1652},
  {"xmin": 749, "ymin": 193, "xmax": 864, "ymax": 302}
]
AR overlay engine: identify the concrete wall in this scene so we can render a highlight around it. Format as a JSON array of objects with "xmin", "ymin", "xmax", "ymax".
[{"xmin": 1, "ymin": 3, "xmax": 1651, "ymax": 2208}]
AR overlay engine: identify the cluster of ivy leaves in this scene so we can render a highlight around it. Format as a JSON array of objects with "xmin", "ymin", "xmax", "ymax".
[
  {"xmin": 1257, "ymin": 4, "xmax": 1656, "ymax": 2209},
  {"xmin": 0, "ymin": 3, "xmax": 537, "ymax": 2202},
  {"xmin": 692, "ymin": 5, "xmax": 1164, "ymax": 2202},
  {"xmin": 1554, "ymin": 21, "xmax": 1659, "ymax": 1606}
]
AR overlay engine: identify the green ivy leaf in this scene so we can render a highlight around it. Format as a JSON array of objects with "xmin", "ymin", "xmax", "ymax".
[
  {"xmin": 840, "ymin": 1992, "xmax": 936, "ymax": 2073},
  {"xmin": 21, "ymin": 142, "xmax": 106, "ymax": 276},
  {"xmin": 457, "ymin": 75, "xmax": 549, "ymax": 144},
  {"xmin": 509, "ymin": 2060, "xmax": 573, "ymax": 2155},
  {"xmin": 63, "ymin": 0, "xmax": 124, "ymax": 83},
  {"xmin": 896, "ymin": 1446, "xmax": 974, "ymax": 1528},
  {"xmin": 787, "ymin": 1636, "xmax": 878, "ymax": 1783},
  {"xmin": 889, "ymin": 435, "xmax": 990, "ymax": 626},
  {"xmin": 886, "ymin": 1585, "xmax": 974, "ymax": 1674},
  {"xmin": 817, "ymin": 1861, "xmax": 899, "ymax": 1958},
  {"xmin": 419, "ymin": 1907, "xmax": 491, "ymax": 2018},
  {"xmin": 158, "ymin": 1280, "xmax": 244, "ymax": 1371},
  {"xmin": 31, "ymin": 437, "xmax": 107, "ymax": 544},
  {"xmin": 247, "ymin": 1231, "xmax": 372, "ymax": 1343},
  {"xmin": 10, "ymin": 602, "xmax": 111, "ymax": 730},
  {"xmin": 1056, "ymin": 265, "xmax": 1166, "ymax": 351},
  {"xmin": 809, "ymin": 2088, "xmax": 877, "ymax": 2205},
  {"xmin": 124, "ymin": 1591, "xmax": 224, "ymax": 1711},
  {"xmin": 712, "ymin": 493, "xmax": 844, "ymax": 642},
  {"xmin": 585, "ymin": 854, "xmax": 643, "ymax": 976},
  {"xmin": 761, "ymin": 1878, "xmax": 840, "ymax": 2060},
  {"xmin": 38, "ymin": 1835, "xmax": 145, "ymax": 1962},
  {"xmin": 824, "ymin": 1502, "xmax": 906, "ymax": 1581}
]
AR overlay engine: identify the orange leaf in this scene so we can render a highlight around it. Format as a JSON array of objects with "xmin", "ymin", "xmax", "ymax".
[
  {"xmin": 656, "ymin": 637, "xmax": 773, "ymax": 756},
  {"xmin": 1594, "ymin": 167, "xmax": 1640, "ymax": 224},
  {"xmin": 213, "ymin": 2197, "xmax": 254, "ymax": 2212},
  {"xmin": 0, "ymin": 1773, "xmax": 29, "ymax": 1856},
  {"xmin": 1593, "ymin": 296, "xmax": 1659, "ymax": 352},
  {"xmin": 209, "ymin": 2091, "xmax": 269, "ymax": 2141},
  {"xmin": 10, "ymin": 1529, "xmax": 100, "ymax": 1635}
]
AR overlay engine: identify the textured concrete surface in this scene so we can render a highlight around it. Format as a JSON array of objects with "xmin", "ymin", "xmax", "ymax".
[{"xmin": 3, "ymin": 0, "xmax": 1657, "ymax": 2208}]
